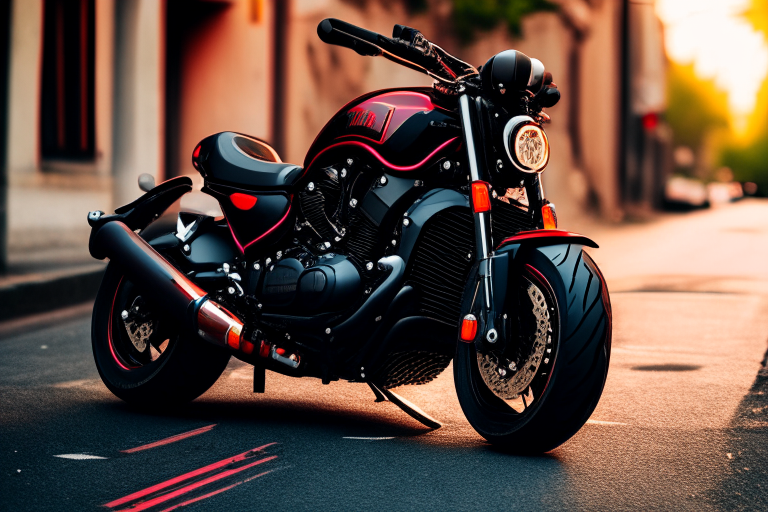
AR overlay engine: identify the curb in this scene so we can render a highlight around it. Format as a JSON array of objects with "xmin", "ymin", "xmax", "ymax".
[{"xmin": 0, "ymin": 265, "xmax": 106, "ymax": 322}]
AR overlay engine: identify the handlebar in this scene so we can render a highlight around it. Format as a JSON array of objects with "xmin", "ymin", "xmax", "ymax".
[{"xmin": 317, "ymin": 18, "xmax": 478, "ymax": 84}]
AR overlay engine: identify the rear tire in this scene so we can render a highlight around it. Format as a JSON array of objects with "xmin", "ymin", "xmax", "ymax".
[
  {"xmin": 92, "ymin": 263, "xmax": 231, "ymax": 407},
  {"xmin": 454, "ymin": 245, "xmax": 611, "ymax": 453}
]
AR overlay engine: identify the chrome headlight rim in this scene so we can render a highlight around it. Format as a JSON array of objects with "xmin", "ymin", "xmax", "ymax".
[{"xmin": 502, "ymin": 115, "xmax": 550, "ymax": 173}]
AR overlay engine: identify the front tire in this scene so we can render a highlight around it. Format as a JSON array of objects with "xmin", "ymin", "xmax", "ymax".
[
  {"xmin": 92, "ymin": 263, "xmax": 231, "ymax": 407},
  {"xmin": 454, "ymin": 244, "xmax": 611, "ymax": 453}
]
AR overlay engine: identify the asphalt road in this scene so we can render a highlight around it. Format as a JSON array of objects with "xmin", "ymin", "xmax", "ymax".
[{"xmin": 2, "ymin": 200, "xmax": 768, "ymax": 511}]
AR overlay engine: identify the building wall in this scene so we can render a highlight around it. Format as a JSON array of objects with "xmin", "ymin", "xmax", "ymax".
[{"xmin": 173, "ymin": 0, "xmax": 273, "ymax": 184}]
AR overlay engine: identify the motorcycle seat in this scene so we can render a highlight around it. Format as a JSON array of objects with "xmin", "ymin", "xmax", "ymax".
[{"xmin": 194, "ymin": 132, "xmax": 303, "ymax": 190}]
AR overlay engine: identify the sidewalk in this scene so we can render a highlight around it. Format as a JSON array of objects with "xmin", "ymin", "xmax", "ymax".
[{"xmin": 0, "ymin": 262, "xmax": 106, "ymax": 322}]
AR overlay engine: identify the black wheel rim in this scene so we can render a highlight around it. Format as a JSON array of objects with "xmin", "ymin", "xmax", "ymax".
[
  {"xmin": 468, "ymin": 264, "xmax": 561, "ymax": 428},
  {"xmin": 108, "ymin": 277, "xmax": 174, "ymax": 370}
]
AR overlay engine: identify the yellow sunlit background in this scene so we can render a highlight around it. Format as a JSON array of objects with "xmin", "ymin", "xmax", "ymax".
[{"xmin": 657, "ymin": 0, "xmax": 768, "ymax": 192}]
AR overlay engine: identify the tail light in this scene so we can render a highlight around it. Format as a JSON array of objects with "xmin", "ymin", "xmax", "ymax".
[
  {"xmin": 460, "ymin": 314, "xmax": 478, "ymax": 342},
  {"xmin": 471, "ymin": 182, "xmax": 491, "ymax": 213}
]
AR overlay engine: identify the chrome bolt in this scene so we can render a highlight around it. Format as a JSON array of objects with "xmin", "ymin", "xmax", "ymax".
[
  {"xmin": 350, "ymin": 198, "xmax": 358, "ymax": 208},
  {"xmin": 442, "ymin": 160, "xmax": 451, "ymax": 170},
  {"xmin": 547, "ymin": 348, "xmax": 552, "ymax": 354},
  {"xmin": 222, "ymin": 263, "xmax": 230, "ymax": 273},
  {"xmin": 324, "ymin": 241, "xmax": 332, "ymax": 249},
  {"xmin": 375, "ymin": 316, "xmax": 382, "ymax": 322},
  {"xmin": 121, "ymin": 310, "xmax": 129, "ymax": 320},
  {"xmin": 135, "ymin": 306, "xmax": 139, "ymax": 311},
  {"xmin": 391, "ymin": 239, "xmax": 397, "ymax": 246},
  {"xmin": 183, "ymin": 244, "xmax": 190, "ymax": 253},
  {"xmin": 307, "ymin": 182, "xmax": 315, "ymax": 192},
  {"xmin": 335, "ymin": 236, "xmax": 342, "ymax": 242},
  {"xmin": 325, "ymin": 328, "xmax": 331, "ymax": 334},
  {"xmin": 361, "ymin": 372, "xmax": 366, "ymax": 378},
  {"xmin": 366, "ymin": 262, "xmax": 374, "ymax": 271},
  {"xmin": 257, "ymin": 303, "xmax": 263, "ymax": 309},
  {"xmin": 269, "ymin": 265, "xmax": 274, "ymax": 271},
  {"xmin": 414, "ymin": 180, "xmax": 423, "ymax": 187},
  {"xmin": 486, "ymin": 329, "xmax": 498, "ymax": 343},
  {"xmin": 503, "ymin": 313, "xmax": 508, "ymax": 319},
  {"xmin": 88, "ymin": 210, "xmax": 103, "ymax": 221},
  {"xmin": 492, "ymin": 189, "xmax": 498, "ymax": 198},
  {"xmin": 227, "ymin": 286, "xmax": 236, "ymax": 295},
  {"xmin": 265, "ymin": 257, "xmax": 272, "ymax": 266},
  {"xmin": 467, "ymin": 252, "xmax": 472, "ymax": 260},
  {"xmin": 494, "ymin": 113, "xmax": 499, "ymax": 118},
  {"xmin": 253, "ymin": 262, "xmax": 261, "ymax": 270},
  {"xmin": 508, "ymin": 362, "xmax": 517, "ymax": 371},
  {"xmin": 402, "ymin": 218, "xmax": 410, "ymax": 227},
  {"xmin": 285, "ymin": 333, "xmax": 291, "ymax": 340},
  {"xmin": 499, "ymin": 368, "xmax": 507, "ymax": 377},
  {"xmin": 544, "ymin": 358, "xmax": 550, "ymax": 364},
  {"xmin": 341, "ymin": 168, "xmax": 347, "ymax": 178},
  {"xmin": 347, "ymin": 158, "xmax": 353, "ymax": 166},
  {"xmin": 380, "ymin": 176, "xmax": 388, "ymax": 185},
  {"xmin": 364, "ymin": 287, "xmax": 372, "ymax": 295},
  {"xmin": 296, "ymin": 224, "xmax": 302, "ymax": 231},
  {"xmin": 276, "ymin": 251, "xmax": 282, "ymax": 260}
]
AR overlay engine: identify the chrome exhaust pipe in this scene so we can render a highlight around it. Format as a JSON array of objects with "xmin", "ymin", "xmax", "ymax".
[{"xmin": 90, "ymin": 221, "xmax": 254, "ymax": 353}]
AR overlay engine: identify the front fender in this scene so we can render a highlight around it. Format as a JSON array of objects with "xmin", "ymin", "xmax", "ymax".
[{"xmin": 496, "ymin": 229, "xmax": 598, "ymax": 253}]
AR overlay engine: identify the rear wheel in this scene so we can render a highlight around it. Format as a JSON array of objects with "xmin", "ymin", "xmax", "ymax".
[
  {"xmin": 92, "ymin": 263, "xmax": 231, "ymax": 407},
  {"xmin": 454, "ymin": 245, "xmax": 611, "ymax": 453}
]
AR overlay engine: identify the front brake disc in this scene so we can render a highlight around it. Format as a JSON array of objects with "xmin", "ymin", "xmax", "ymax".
[{"xmin": 477, "ymin": 282, "xmax": 550, "ymax": 400}]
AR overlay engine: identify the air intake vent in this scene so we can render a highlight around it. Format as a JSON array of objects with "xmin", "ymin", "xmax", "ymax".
[{"xmin": 406, "ymin": 208, "xmax": 474, "ymax": 326}]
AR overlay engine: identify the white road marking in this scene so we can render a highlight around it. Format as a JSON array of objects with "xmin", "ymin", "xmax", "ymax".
[
  {"xmin": 54, "ymin": 454, "xmax": 108, "ymax": 460},
  {"xmin": 587, "ymin": 419, "xmax": 628, "ymax": 426},
  {"xmin": 342, "ymin": 437, "xmax": 395, "ymax": 440}
]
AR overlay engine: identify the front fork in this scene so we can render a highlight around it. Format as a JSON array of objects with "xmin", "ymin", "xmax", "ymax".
[{"xmin": 458, "ymin": 94, "xmax": 546, "ymax": 350}]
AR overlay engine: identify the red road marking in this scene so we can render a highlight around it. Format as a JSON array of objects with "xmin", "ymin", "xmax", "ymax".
[
  {"xmin": 103, "ymin": 443, "xmax": 276, "ymax": 508},
  {"xmin": 114, "ymin": 456, "xmax": 277, "ymax": 512},
  {"xmin": 120, "ymin": 425, "xmax": 217, "ymax": 454},
  {"xmin": 157, "ymin": 470, "xmax": 274, "ymax": 512}
]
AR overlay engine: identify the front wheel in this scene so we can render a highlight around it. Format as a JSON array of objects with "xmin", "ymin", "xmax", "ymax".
[
  {"xmin": 454, "ymin": 245, "xmax": 611, "ymax": 453},
  {"xmin": 92, "ymin": 263, "xmax": 231, "ymax": 407}
]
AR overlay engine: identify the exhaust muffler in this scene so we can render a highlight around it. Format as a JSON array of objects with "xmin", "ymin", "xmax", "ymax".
[{"xmin": 90, "ymin": 221, "xmax": 256, "ymax": 354}]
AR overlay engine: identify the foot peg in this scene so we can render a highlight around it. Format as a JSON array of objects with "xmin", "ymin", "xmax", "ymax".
[{"xmin": 368, "ymin": 382, "xmax": 441, "ymax": 429}]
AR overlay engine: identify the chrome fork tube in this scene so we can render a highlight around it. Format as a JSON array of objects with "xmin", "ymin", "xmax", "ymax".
[{"xmin": 459, "ymin": 94, "xmax": 496, "ymax": 339}]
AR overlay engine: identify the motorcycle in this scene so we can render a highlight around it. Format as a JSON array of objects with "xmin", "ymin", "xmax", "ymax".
[{"xmin": 87, "ymin": 19, "xmax": 611, "ymax": 453}]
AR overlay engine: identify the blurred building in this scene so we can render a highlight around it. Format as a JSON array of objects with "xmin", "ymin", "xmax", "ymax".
[{"xmin": 0, "ymin": 0, "xmax": 668, "ymax": 273}]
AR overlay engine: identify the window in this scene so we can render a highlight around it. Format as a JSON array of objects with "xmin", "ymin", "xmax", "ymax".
[{"xmin": 40, "ymin": 0, "xmax": 95, "ymax": 161}]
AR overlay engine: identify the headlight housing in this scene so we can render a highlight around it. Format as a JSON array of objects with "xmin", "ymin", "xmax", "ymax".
[{"xmin": 502, "ymin": 116, "xmax": 550, "ymax": 173}]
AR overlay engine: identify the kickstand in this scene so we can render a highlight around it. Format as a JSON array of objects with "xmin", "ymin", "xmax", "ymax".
[
  {"xmin": 367, "ymin": 382, "xmax": 388, "ymax": 402},
  {"xmin": 368, "ymin": 382, "xmax": 442, "ymax": 429}
]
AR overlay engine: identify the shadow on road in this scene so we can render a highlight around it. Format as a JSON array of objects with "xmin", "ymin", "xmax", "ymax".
[{"xmin": 709, "ymin": 344, "xmax": 768, "ymax": 510}]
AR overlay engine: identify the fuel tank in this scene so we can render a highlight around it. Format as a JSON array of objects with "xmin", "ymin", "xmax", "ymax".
[{"xmin": 304, "ymin": 88, "xmax": 461, "ymax": 174}]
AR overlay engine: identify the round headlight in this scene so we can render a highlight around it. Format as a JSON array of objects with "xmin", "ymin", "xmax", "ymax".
[{"xmin": 503, "ymin": 116, "xmax": 550, "ymax": 173}]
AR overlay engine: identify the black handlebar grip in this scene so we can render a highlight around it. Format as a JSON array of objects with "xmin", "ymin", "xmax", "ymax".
[{"xmin": 317, "ymin": 18, "xmax": 384, "ymax": 56}]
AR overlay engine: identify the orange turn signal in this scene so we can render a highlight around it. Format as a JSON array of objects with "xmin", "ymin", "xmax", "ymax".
[
  {"xmin": 471, "ymin": 181, "xmax": 491, "ymax": 213},
  {"xmin": 226, "ymin": 326, "xmax": 242, "ymax": 350},
  {"xmin": 460, "ymin": 314, "xmax": 478, "ymax": 342},
  {"xmin": 542, "ymin": 203, "xmax": 557, "ymax": 230},
  {"xmin": 240, "ymin": 339, "xmax": 254, "ymax": 355}
]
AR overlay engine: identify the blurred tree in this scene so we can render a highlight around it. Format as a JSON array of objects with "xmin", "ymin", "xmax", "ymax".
[
  {"xmin": 718, "ymin": 0, "xmax": 768, "ymax": 195},
  {"xmin": 450, "ymin": 0, "xmax": 556, "ymax": 43},
  {"xmin": 665, "ymin": 62, "xmax": 729, "ymax": 169}
]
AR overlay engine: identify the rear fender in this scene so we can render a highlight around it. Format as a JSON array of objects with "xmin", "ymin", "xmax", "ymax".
[{"xmin": 88, "ymin": 176, "xmax": 193, "ymax": 259}]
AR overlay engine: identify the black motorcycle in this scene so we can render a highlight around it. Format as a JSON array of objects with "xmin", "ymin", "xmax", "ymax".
[{"xmin": 87, "ymin": 19, "xmax": 611, "ymax": 453}]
